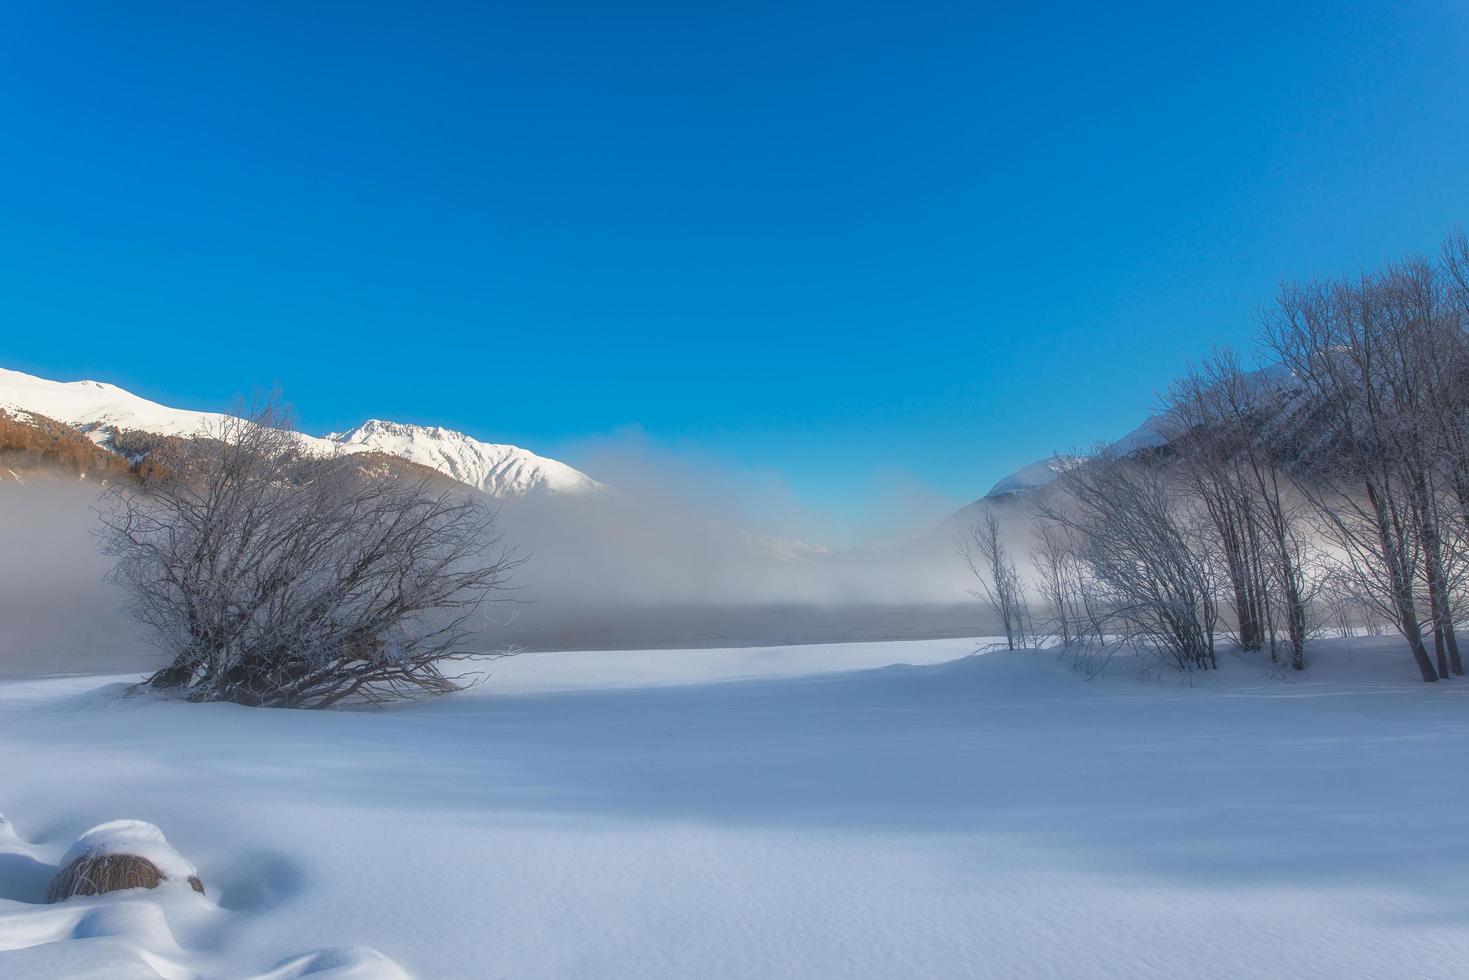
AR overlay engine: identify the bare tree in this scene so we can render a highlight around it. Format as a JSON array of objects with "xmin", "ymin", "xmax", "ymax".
[
  {"xmin": 1386, "ymin": 254, "xmax": 1467, "ymax": 677},
  {"xmin": 958, "ymin": 507, "xmax": 1031, "ymax": 650},
  {"xmin": 1029, "ymin": 518, "xmax": 1077, "ymax": 648},
  {"xmin": 1262, "ymin": 273, "xmax": 1441, "ymax": 680},
  {"xmin": 1027, "ymin": 511, "xmax": 1115, "ymax": 679},
  {"xmin": 1040, "ymin": 453, "xmax": 1219, "ymax": 674},
  {"xmin": 998, "ymin": 229, "xmax": 1469, "ymax": 683},
  {"xmin": 1163, "ymin": 366, "xmax": 1268, "ymax": 654},
  {"xmin": 1164, "ymin": 351, "xmax": 1316, "ymax": 669},
  {"xmin": 97, "ymin": 397, "xmax": 523, "ymax": 707}
]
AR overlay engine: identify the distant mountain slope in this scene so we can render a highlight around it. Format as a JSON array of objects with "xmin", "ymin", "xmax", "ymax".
[
  {"xmin": 984, "ymin": 456, "xmax": 1082, "ymax": 498},
  {"xmin": 984, "ymin": 416, "xmax": 1169, "ymax": 499},
  {"xmin": 900, "ymin": 411, "xmax": 1180, "ymax": 560},
  {"xmin": 327, "ymin": 419, "xmax": 602, "ymax": 498},
  {"xmin": 0, "ymin": 366, "xmax": 239, "ymax": 442},
  {"xmin": 982, "ymin": 366, "xmax": 1299, "ymax": 502},
  {"xmin": 0, "ymin": 366, "xmax": 600, "ymax": 500},
  {"xmin": 0, "ymin": 408, "xmax": 135, "ymax": 484}
]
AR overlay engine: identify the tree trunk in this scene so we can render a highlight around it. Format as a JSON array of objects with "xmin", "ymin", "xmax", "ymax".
[
  {"xmin": 1367, "ymin": 482, "xmax": 1439, "ymax": 682},
  {"xmin": 1400, "ymin": 605, "xmax": 1439, "ymax": 682}
]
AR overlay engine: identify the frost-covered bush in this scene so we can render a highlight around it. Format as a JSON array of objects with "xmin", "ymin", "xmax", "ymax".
[
  {"xmin": 98, "ymin": 399, "xmax": 521, "ymax": 708},
  {"xmin": 1042, "ymin": 453, "xmax": 1220, "ymax": 673}
]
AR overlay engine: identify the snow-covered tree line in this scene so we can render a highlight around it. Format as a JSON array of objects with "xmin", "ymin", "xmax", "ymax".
[{"xmin": 965, "ymin": 230, "xmax": 1469, "ymax": 682}]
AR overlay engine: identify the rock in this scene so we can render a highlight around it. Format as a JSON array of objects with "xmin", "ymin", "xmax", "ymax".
[{"xmin": 47, "ymin": 820, "xmax": 204, "ymax": 902}]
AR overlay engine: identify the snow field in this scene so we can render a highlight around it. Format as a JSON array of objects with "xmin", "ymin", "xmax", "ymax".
[{"xmin": 1, "ymin": 636, "xmax": 1467, "ymax": 978}]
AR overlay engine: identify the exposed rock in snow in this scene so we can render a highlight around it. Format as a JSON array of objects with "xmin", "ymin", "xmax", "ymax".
[
  {"xmin": 48, "ymin": 820, "xmax": 204, "ymax": 902},
  {"xmin": 0, "ymin": 809, "xmax": 411, "ymax": 977}
]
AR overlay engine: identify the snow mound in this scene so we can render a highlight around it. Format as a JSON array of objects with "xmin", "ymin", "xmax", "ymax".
[
  {"xmin": 254, "ymin": 946, "xmax": 413, "ymax": 979},
  {"xmin": 0, "ymin": 813, "xmax": 412, "ymax": 978},
  {"xmin": 53, "ymin": 820, "xmax": 201, "ymax": 898}
]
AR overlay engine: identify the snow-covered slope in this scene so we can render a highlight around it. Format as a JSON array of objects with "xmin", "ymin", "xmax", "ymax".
[
  {"xmin": 0, "ymin": 366, "xmax": 347, "ymax": 456},
  {"xmin": 1, "ymin": 366, "xmax": 234, "ymax": 442},
  {"xmin": 984, "ymin": 455, "xmax": 1083, "ymax": 497},
  {"xmin": 0, "ymin": 366, "xmax": 600, "ymax": 499},
  {"xmin": 983, "ymin": 366, "xmax": 1297, "ymax": 501},
  {"xmin": 327, "ymin": 419, "xmax": 601, "ymax": 498},
  {"xmin": 898, "ymin": 409, "xmax": 1177, "ymax": 560},
  {"xmin": 984, "ymin": 415, "xmax": 1169, "ymax": 499}
]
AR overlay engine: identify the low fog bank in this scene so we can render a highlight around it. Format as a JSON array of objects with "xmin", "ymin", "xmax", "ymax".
[
  {"xmin": 496, "ymin": 483, "xmax": 967, "ymax": 587},
  {"xmin": 459, "ymin": 488, "xmax": 991, "ymax": 651},
  {"xmin": 0, "ymin": 473, "xmax": 992, "ymax": 677},
  {"xmin": 0, "ymin": 480, "xmax": 156, "ymax": 678}
]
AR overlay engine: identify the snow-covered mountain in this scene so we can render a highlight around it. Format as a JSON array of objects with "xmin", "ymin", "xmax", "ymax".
[
  {"xmin": 0, "ymin": 367, "xmax": 600, "ymax": 500},
  {"xmin": 982, "ymin": 367, "xmax": 1297, "ymax": 500},
  {"xmin": 0, "ymin": 366, "xmax": 261, "ymax": 445},
  {"xmin": 984, "ymin": 455, "xmax": 1083, "ymax": 498},
  {"xmin": 983, "ymin": 416, "xmax": 1169, "ymax": 499},
  {"xmin": 897, "ymin": 413, "xmax": 1176, "ymax": 560},
  {"xmin": 326, "ymin": 419, "xmax": 601, "ymax": 498}
]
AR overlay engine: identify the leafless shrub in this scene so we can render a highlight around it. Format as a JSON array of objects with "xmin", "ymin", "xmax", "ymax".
[
  {"xmin": 97, "ymin": 396, "xmax": 523, "ymax": 708},
  {"xmin": 1261, "ymin": 253, "xmax": 1466, "ymax": 682},
  {"xmin": 1163, "ymin": 350, "xmax": 1318, "ymax": 669},
  {"xmin": 1027, "ymin": 514, "xmax": 1107, "ymax": 653},
  {"xmin": 957, "ymin": 507, "xmax": 1032, "ymax": 650},
  {"xmin": 1029, "ymin": 518, "xmax": 1076, "ymax": 648},
  {"xmin": 1039, "ymin": 453, "xmax": 1219, "ymax": 674},
  {"xmin": 997, "ymin": 229, "xmax": 1469, "ymax": 683}
]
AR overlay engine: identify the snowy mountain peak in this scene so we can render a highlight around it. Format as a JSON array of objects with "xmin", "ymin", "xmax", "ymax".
[
  {"xmin": 1, "ymin": 366, "xmax": 601, "ymax": 500},
  {"xmin": 0, "ymin": 366, "xmax": 222, "ymax": 441},
  {"xmin": 328, "ymin": 419, "xmax": 450, "ymax": 442},
  {"xmin": 326, "ymin": 419, "xmax": 602, "ymax": 498}
]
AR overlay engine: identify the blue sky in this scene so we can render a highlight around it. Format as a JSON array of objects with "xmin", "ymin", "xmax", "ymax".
[{"xmin": 3, "ymin": 2, "xmax": 1467, "ymax": 541}]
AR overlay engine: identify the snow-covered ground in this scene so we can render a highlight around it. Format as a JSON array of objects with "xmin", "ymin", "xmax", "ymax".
[{"xmin": 2, "ymin": 636, "xmax": 1467, "ymax": 978}]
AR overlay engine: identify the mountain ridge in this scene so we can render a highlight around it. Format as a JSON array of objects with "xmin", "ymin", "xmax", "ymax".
[
  {"xmin": 0, "ymin": 366, "xmax": 600, "ymax": 501},
  {"xmin": 326, "ymin": 418, "xmax": 602, "ymax": 498}
]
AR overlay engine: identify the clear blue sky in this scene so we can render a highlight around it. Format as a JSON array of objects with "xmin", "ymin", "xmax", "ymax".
[{"xmin": 3, "ymin": 2, "xmax": 1467, "ymax": 537}]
